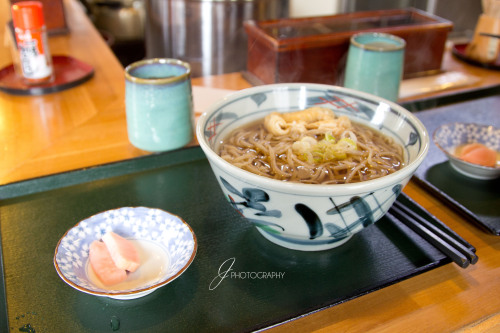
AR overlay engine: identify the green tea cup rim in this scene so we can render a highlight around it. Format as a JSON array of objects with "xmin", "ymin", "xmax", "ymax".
[
  {"xmin": 125, "ymin": 58, "xmax": 191, "ymax": 84},
  {"xmin": 350, "ymin": 32, "xmax": 406, "ymax": 52}
]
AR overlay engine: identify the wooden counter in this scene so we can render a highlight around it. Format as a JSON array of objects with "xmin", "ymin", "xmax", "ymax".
[
  {"xmin": 0, "ymin": 0, "xmax": 144, "ymax": 186},
  {"xmin": 1, "ymin": 0, "xmax": 500, "ymax": 332}
]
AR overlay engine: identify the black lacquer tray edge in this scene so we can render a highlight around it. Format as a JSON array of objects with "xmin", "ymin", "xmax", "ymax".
[
  {"xmin": 412, "ymin": 175, "xmax": 500, "ymax": 236},
  {"xmin": 251, "ymin": 259, "xmax": 446, "ymax": 332},
  {"xmin": 0, "ymin": 235, "xmax": 9, "ymax": 333},
  {"xmin": 399, "ymin": 84, "xmax": 500, "ymax": 112},
  {"xmin": 0, "ymin": 146, "xmax": 206, "ymax": 200}
]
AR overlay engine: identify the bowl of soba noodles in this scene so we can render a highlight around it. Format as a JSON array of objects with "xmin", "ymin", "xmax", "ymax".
[{"xmin": 196, "ymin": 84, "xmax": 429, "ymax": 251}]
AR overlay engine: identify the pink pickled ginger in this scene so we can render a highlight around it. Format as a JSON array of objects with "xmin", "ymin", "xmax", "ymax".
[
  {"xmin": 89, "ymin": 241, "xmax": 127, "ymax": 286},
  {"xmin": 102, "ymin": 231, "xmax": 140, "ymax": 272}
]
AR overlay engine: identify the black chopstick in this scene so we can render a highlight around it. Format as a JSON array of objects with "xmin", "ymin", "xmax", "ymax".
[
  {"xmin": 389, "ymin": 202, "xmax": 478, "ymax": 268},
  {"xmin": 387, "ymin": 211, "xmax": 469, "ymax": 268},
  {"xmin": 393, "ymin": 201, "xmax": 478, "ymax": 264}
]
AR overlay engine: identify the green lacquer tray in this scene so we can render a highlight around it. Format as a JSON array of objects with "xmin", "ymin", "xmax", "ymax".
[{"xmin": 0, "ymin": 147, "xmax": 461, "ymax": 332}]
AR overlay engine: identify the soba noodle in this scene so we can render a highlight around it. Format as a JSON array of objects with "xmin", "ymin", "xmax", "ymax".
[{"xmin": 218, "ymin": 107, "xmax": 404, "ymax": 184}]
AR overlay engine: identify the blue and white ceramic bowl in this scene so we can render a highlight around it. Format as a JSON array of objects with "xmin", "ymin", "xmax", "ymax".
[
  {"xmin": 196, "ymin": 84, "xmax": 429, "ymax": 251},
  {"xmin": 54, "ymin": 207, "xmax": 197, "ymax": 299},
  {"xmin": 433, "ymin": 122, "xmax": 500, "ymax": 180}
]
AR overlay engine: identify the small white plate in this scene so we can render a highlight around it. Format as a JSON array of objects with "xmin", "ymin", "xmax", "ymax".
[
  {"xmin": 433, "ymin": 122, "xmax": 500, "ymax": 180},
  {"xmin": 54, "ymin": 207, "xmax": 197, "ymax": 300}
]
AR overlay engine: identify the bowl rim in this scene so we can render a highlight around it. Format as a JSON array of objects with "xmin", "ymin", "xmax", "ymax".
[
  {"xmin": 196, "ymin": 83, "xmax": 430, "ymax": 195},
  {"xmin": 433, "ymin": 121, "xmax": 500, "ymax": 171}
]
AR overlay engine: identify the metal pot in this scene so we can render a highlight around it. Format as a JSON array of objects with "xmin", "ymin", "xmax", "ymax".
[
  {"xmin": 86, "ymin": 0, "xmax": 146, "ymax": 42},
  {"xmin": 145, "ymin": 0, "xmax": 289, "ymax": 77}
]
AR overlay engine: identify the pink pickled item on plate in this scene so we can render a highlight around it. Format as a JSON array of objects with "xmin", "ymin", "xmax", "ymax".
[
  {"xmin": 89, "ymin": 241, "xmax": 127, "ymax": 286},
  {"xmin": 102, "ymin": 231, "xmax": 140, "ymax": 272}
]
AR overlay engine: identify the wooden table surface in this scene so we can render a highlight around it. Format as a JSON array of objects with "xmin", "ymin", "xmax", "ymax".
[{"xmin": 1, "ymin": 0, "xmax": 500, "ymax": 332}]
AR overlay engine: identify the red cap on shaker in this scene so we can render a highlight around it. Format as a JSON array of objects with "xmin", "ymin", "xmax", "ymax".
[{"xmin": 11, "ymin": 1, "xmax": 45, "ymax": 30}]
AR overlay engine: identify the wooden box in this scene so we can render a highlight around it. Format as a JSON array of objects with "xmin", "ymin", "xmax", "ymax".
[{"xmin": 244, "ymin": 8, "xmax": 453, "ymax": 85}]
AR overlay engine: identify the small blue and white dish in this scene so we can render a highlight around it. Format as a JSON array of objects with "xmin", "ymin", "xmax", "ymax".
[
  {"xmin": 433, "ymin": 122, "xmax": 500, "ymax": 180},
  {"xmin": 54, "ymin": 207, "xmax": 197, "ymax": 300}
]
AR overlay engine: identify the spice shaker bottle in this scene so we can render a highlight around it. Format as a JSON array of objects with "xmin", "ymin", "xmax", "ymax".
[{"xmin": 11, "ymin": 1, "xmax": 53, "ymax": 85}]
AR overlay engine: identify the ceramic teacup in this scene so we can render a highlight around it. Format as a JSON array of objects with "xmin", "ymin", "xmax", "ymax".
[
  {"xmin": 125, "ymin": 58, "xmax": 194, "ymax": 152},
  {"xmin": 344, "ymin": 32, "xmax": 405, "ymax": 102}
]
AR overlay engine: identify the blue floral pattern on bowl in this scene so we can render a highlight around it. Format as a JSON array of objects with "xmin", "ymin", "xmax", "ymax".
[
  {"xmin": 221, "ymin": 174, "xmax": 403, "ymax": 246},
  {"xmin": 54, "ymin": 207, "xmax": 197, "ymax": 299}
]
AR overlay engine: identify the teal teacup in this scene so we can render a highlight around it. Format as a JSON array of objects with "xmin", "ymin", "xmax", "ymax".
[
  {"xmin": 125, "ymin": 58, "xmax": 194, "ymax": 152},
  {"xmin": 344, "ymin": 32, "xmax": 405, "ymax": 102}
]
